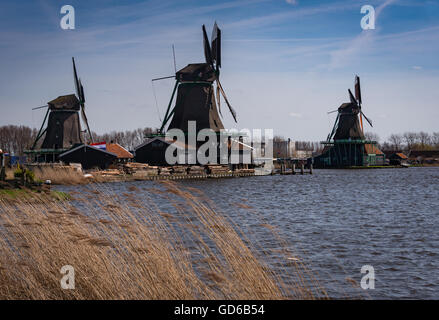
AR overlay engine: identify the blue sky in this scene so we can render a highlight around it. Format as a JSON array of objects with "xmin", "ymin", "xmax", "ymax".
[{"xmin": 0, "ymin": 0, "xmax": 438, "ymax": 141}]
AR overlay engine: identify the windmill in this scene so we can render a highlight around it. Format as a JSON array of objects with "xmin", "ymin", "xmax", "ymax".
[
  {"xmin": 313, "ymin": 75, "xmax": 384, "ymax": 168},
  {"xmin": 326, "ymin": 75, "xmax": 373, "ymax": 142},
  {"xmin": 156, "ymin": 22, "xmax": 237, "ymax": 135},
  {"xmin": 31, "ymin": 57, "xmax": 94, "ymax": 151}
]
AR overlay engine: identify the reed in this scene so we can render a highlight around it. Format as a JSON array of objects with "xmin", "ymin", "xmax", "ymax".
[
  {"xmin": 32, "ymin": 166, "xmax": 86, "ymax": 185},
  {"xmin": 0, "ymin": 182, "xmax": 325, "ymax": 300}
]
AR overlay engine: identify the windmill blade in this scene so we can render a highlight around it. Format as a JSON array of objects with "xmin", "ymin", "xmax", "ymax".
[
  {"xmin": 152, "ymin": 75, "xmax": 175, "ymax": 82},
  {"xmin": 72, "ymin": 57, "xmax": 81, "ymax": 98},
  {"xmin": 355, "ymin": 75, "xmax": 362, "ymax": 105},
  {"xmin": 327, "ymin": 112, "xmax": 340, "ymax": 141},
  {"xmin": 360, "ymin": 110, "xmax": 373, "ymax": 127},
  {"xmin": 79, "ymin": 78, "xmax": 85, "ymax": 103},
  {"xmin": 202, "ymin": 25, "xmax": 213, "ymax": 67},
  {"xmin": 348, "ymin": 89, "xmax": 357, "ymax": 105},
  {"xmin": 327, "ymin": 109, "xmax": 338, "ymax": 114},
  {"xmin": 211, "ymin": 22, "xmax": 221, "ymax": 70},
  {"xmin": 32, "ymin": 105, "xmax": 48, "ymax": 110},
  {"xmin": 80, "ymin": 106, "xmax": 94, "ymax": 143},
  {"xmin": 216, "ymin": 84, "xmax": 222, "ymax": 117},
  {"xmin": 77, "ymin": 77, "xmax": 93, "ymax": 142},
  {"xmin": 217, "ymin": 79, "xmax": 237, "ymax": 122}
]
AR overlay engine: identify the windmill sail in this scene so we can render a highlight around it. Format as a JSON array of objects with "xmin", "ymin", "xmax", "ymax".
[
  {"xmin": 217, "ymin": 79, "xmax": 237, "ymax": 122},
  {"xmin": 355, "ymin": 75, "xmax": 362, "ymax": 104},
  {"xmin": 211, "ymin": 22, "xmax": 221, "ymax": 69},
  {"xmin": 202, "ymin": 25, "xmax": 213, "ymax": 67},
  {"xmin": 72, "ymin": 58, "xmax": 94, "ymax": 143}
]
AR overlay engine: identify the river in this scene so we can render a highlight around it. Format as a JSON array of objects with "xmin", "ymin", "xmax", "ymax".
[{"xmin": 57, "ymin": 167, "xmax": 439, "ymax": 299}]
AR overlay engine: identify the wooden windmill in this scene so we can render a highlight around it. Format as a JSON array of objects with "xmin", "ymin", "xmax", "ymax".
[
  {"xmin": 31, "ymin": 58, "xmax": 94, "ymax": 151},
  {"xmin": 157, "ymin": 23, "xmax": 237, "ymax": 135},
  {"xmin": 327, "ymin": 75, "xmax": 373, "ymax": 142}
]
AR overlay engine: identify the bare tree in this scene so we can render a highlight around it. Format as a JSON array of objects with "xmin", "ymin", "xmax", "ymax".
[
  {"xmin": 364, "ymin": 132, "xmax": 380, "ymax": 143},
  {"xmin": 388, "ymin": 134, "xmax": 403, "ymax": 151},
  {"xmin": 403, "ymin": 132, "xmax": 417, "ymax": 151},
  {"xmin": 0, "ymin": 125, "xmax": 37, "ymax": 156},
  {"xmin": 93, "ymin": 127, "xmax": 156, "ymax": 151},
  {"xmin": 417, "ymin": 131, "xmax": 431, "ymax": 148},
  {"xmin": 431, "ymin": 132, "xmax": 439, "ymax": 148}
]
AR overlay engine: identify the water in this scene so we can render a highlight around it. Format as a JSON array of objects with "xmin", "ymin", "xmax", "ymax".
[{"xmin": 57, "ymin": 167, "xmax": 439, "ymax": 299}]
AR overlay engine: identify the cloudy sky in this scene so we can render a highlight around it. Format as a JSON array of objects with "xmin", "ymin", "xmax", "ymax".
[{"xmin": 0, "ymin": 0, "xmax": 438, "ymax": 141}]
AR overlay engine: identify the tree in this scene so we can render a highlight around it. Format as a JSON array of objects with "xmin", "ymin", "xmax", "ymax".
[
  {"xmin": 403, "ymin": 132, "xmax": 417, "ymax": 151},
  {"xmin": 0, "ymin": 125, "xmax": 37, "ymax": 156},
  {"xmin": 417, "ymin": 131, "xmax": 431, "ymax": 148},
  {"xmin": 431, "ymin": 132, "xmax": 439, "ymax": 148},
  {"xmin": 364, "ymin": 132, "xmax": 380, "ymax": 143},
  {"xmin": 388, "ymin": 134, "xmax": 403, "ymax": 151}
]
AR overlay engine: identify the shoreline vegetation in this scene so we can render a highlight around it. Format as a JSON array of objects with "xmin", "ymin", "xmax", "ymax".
[
  {"xmin": 0, "ymin": 181, "xmax": 336, "ymax": 300},
  {"xmin": 2, "ymin": 163, "xmax": 437, "ymax": 188}
]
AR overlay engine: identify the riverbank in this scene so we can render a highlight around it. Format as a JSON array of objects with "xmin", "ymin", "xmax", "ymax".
[{"xmin": 0, "ymin": 180, "xmax": 70, "ymax": 202}]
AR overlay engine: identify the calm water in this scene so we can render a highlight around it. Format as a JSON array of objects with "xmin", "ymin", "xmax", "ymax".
[{"xmin": 57, "ymin": 167, "xmax": 439, "ymax": 299}]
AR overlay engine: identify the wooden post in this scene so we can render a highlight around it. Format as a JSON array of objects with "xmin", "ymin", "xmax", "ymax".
[
  {"xmin": 301, "ymin": 163, "xmax": 304, "ymax": 175},
  {"xmin": 310, "ymin": 164, "xmax": 313, "ymax": 174}
]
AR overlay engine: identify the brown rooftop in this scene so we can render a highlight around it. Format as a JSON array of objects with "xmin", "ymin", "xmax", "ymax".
[
  {"xmin": 364, "ymin": 144, "xmax": 384, "ymax": 155},
  {"xmin": 106, "ymin": 143, "xmax": 133, "ymax": 159}
]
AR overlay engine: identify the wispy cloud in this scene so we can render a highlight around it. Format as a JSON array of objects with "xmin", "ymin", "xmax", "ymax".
[{"xmin": 328, "ymin": 0, "xmax": 398, "ymax": 70}]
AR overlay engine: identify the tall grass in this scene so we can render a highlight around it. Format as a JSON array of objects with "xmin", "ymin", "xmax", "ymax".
[
  {"xmin": 32, "ymin": 166, "xmax": 86, "ymax": 185},
  {"xmin": 0, "ymin": 182, "xmax": 326, "ymax": 299}
]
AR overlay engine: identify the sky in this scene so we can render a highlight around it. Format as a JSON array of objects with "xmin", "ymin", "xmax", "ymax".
[{"xmin": 0, "ymin": 0, "xmax": 438, "ymax": 141}]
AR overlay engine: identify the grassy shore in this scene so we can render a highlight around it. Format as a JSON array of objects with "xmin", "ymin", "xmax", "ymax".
[{"xmin": 0, "ymin": 181, "xmax": 328, "ymax": 300}]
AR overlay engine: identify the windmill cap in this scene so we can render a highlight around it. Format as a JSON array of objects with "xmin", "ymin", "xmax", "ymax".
[
  {"xmin": 48, "ymin": 94, "xmax": 80, "ymax": 110},
  {"xmin": 176, "ymin": 63, "xmax": 216, "ymax": 82}
]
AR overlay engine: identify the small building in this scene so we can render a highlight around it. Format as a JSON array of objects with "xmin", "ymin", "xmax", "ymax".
[
  {"xmin": 364, "ymin": 143, "xmax": 385, "ymax": 166},
  {"xmin": 134, "ymin": 137, "xmax": 196, "ymax": 166},
  {"xmin": 59, "ymin": 144, "xmax": 117, "ymax": 170},
  {"xmin": 408, "ymin": 150, "xmax": 439, "ymax": 164},
  {"xmin": 106, "ymin": 142, "xmax": 134, "ymax": 163},
  {"xmin": 388, "ymin": 152, "xmax": 408, "ymax": 165}
]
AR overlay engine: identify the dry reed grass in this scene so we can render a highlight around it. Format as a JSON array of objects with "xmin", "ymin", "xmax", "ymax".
[
  {"xmin": 32, "ymin": 166, "xmax": 86, "ymax": 185},
  {"xmin": 0, "ymin": 181, "xmax": 326, "ymax": 300}
]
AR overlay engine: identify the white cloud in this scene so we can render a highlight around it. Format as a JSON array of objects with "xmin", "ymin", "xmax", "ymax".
[
  {"xmin": 412, "ymin": 66, "xmax": 423, "ymax": 70},
  {"xmin": 285, "ymin": 0, "xmax": 298, "ymax": 5},
  {"xmin": 289, "ymin": 112, "xmax": 302, "ymax": 118}
]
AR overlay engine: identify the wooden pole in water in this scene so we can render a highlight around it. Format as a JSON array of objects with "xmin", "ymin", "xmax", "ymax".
[
  {"xmin": 301, "ymin": 163, "xmax": 304, "ymax": 175},
  {"xmin": 310, "ymin": 164, "xmax": 313, "ymax": 174},
  {"xmin": 292, "ymin": 163, "xmax": 296, "ymax": 175}
]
